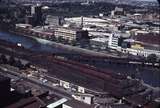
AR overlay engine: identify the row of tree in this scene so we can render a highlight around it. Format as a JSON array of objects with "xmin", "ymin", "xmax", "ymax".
[
  {"xmin": 142, "ymin": 54, "xmax": 160, "ymax": 66},
  {"xmin": 0, "ymin": 54, "xmax": 30, "ymax": 69}
]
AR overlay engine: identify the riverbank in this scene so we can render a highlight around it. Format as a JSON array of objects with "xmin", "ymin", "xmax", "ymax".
[{"xmin": 9, "ymin": 30, "xmax": 122, "ymax": 58}]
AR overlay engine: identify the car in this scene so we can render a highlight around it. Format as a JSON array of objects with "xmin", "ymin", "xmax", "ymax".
[{"xmin": 42, "ymin": 79, "xmax": 48, "ymax": 83}]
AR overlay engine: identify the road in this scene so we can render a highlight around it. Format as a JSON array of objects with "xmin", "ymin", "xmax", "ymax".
[{"xmin": 0, "ymin": 65, "xmax": 72, "ymax": 100}]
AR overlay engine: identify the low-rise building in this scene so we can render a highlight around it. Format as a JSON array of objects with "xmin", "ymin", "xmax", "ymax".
[
  {"xmin": 72, "ymin": 93, "xmax": 94, "ymax": 105},
  {"xmin": 123, "ymin": 33, "xmax": 160, "ymax": 57},
  {"xmin": 90, "ymin": 37, "xmax": 109, "ymax": 49},
  {"xmin": 78, "ymin": 86, "xmax": 85, "ymax": 93},
  {"xmin": 45, "ymin": 15, "xmax": 64, "ymax": 26},
  {"xmin": 60, "ymin": 80, "xmax": 70, "ymax": 89},
  {"xmin": 63, "ymin": 99, "xmax": 95, "ymax": 108},
  {"xmin": 16, "ymin": 23, "xmax": 32, "ymax": 29},
  {"xmin": 54, "ymin": 27, "xmax": 89, "ymax": 43}
]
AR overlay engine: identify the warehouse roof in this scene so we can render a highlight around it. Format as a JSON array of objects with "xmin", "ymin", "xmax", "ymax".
[
  {"xmin": 91, "ymin": 37, "xmax": 109, "ymax": 43},
  {"xmin": 64, "ymin": 100, "xmax": 95, "ymax": 108},
  {"xmin": 134, "ymin": 33, "xmax": 160, "ymax": 45}
]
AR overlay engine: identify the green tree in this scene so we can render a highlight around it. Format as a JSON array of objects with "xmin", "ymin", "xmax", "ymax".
[
  {"xmin": 15, "ymin": 60, "xmax": 23, "ymax": 69},
  {"xmin": 0, "ymin": 54, "xmax": 7, "ymax": 64},
  {"xmin": 8, "ymin": 56, "xmax": 16, "ymax": 66},
  {"xmin": 158, "ymin": 59, "xmax": 160, "ymax": 67},
  {"xmin": 70, "ymin": 40, "xmax": 77, "ymax": 46},
  {"xmin": 57, "ymin": 36, "xmax": 63, "ymax": 42},
  {"xmin": 147, "ymin": 54, "xmax": 158, "ymax": 65}
]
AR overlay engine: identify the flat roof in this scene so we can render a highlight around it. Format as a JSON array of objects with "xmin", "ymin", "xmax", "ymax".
[
  {"xmin": 6, "ymin": 97, "xmax": 46, "ymax": 108},
  {"xmin": 73, "ymin": 93, "xmax": 94, "ymax": 97},
  {"xmin": 64, "ymin": 100, "xmax": 95, "ymax": 108},
  {"xmin": 66, "ymin": 17, "xmax": 107, "ymax": 23},
  {"xmin": 91, "ymin": 37, "xmax": 109, "ymax": 43},
  {"xmin": 47, "ymin": 98, "xmax": 67, "ymax": 108},
  {"xmin": 89, "ymin": 32, "xmax": 112, "ymax": 37}
]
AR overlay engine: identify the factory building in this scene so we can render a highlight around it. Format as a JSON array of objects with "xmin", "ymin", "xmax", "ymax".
[
  {"xmin": 15, "ymin": 24, "xmax": 54, "ymax": 40},
  {"xmin": 45, "ymin": 15, "xmax": 65, "ymax": 26},
  {"xmin": 90, "ymin": 37, "xmax": 109, "ymax": 49},
  {"xmin": 54, "ymin": 27, "xmax": 77, "ymax": 41},
  {"xmin": 119, "ymin": 33, "xmax": 160, "ymax": 57},
  {"xmin": 54, "ymin": 27, "xmax": 89, "ymax": 43},
  {"xmin": 89, "ymin": 32, "xmax": 129, "ymax": 50}
]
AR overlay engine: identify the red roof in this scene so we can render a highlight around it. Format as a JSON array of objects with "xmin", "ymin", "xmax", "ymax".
[{"xmin": 134, "ymin": 33, "xmax": 160, "ymax": 45}]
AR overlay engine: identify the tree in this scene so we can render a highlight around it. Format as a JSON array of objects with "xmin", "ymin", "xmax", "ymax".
[
  {"xmin": 15, "ymin": 60, "xmax": 23, "ymax": 69},
  {"xmin": 8, "ymin": 56, "xmax": 16, "ymax": 66},
  {"xmin": 158, "ymin": 59, "xmax": 160, "ymax": 67},
  {"xmin": 63, "ymin": 39, "xmax": 69, "ymax": 44},
  {"xmin": 57, "ymin": 36, "xmax": 63, "ymax": 42},
  {"xmin": 52, "ymin": 36, "xmax": 57, "ymax": 41},
  {"xmin": 0, "ymin": 54, "xmax": 8, "ymax": 64},
  {"xmin": 24, "ymin": 63, "xmax": 31, "ymax": 69},
  {"xmin": 70, "ymin": 40, "xmax": 77, "ymax": 46},
  {"xmin": 147, "ymin": 54, "xmax": 158, "ymax": 65}
]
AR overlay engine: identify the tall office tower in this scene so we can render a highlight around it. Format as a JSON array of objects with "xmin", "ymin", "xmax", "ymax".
[
  {"xmin": 30, "ymin": 4, "xmax": 43, "ymax": 26},
  {"xmin": 34, "ymin": 5, "xmax": 43, "ymax": 26}
]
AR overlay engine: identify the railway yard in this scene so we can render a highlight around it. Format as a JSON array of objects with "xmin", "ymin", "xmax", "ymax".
[{"xmin": 0, "ymin": 39, "xmax": 160, "ymax": 108}]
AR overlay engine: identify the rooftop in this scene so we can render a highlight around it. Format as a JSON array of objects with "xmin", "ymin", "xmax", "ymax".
[
  {"xmin": 64, "ymin": 100, "xmax": 95, "ymax": 108},
  {"xmin": 134, "ymin": 33, "xmax": 160, "ymax": 45},
  {"xmin": 66, "ymin": 17, "xmax": 107, "ymax": 23},
  {"xmin": 89, "ymin": 31, "xmax": 112, "ymax": 37},
  {"xmin": 91, "ymin": 37, "xmax": 109, "ymax": 43},
  {"xmin": 111, "ymin": 103, "xmax": 132, "ymax": 108},
  {"xmin": 47, "ymin": 98, "xmax": 67, "ymax": 108},
  {"xmin": 5, "ymin": 96, "xmax": 46, "ymax": 108}
]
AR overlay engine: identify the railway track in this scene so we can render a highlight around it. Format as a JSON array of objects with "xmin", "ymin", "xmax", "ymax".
[
  {"xmin": 0, "ymin": 42, "xmax": 154, "ymax": 107},
  {"xmin": 30, "ymin": 55, "xmax": 147, "ymax": 97}
]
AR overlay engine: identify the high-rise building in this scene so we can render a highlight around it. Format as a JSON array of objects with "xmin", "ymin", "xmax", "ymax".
[
  {"xmin": 108, "ymin": 33, "xmax": 119, "ymax": 49},
  {"xmin": 28, "ymin": 4, "xmax": 43, "ymax": 26},
  {"xmin": 34, "ymin": 5, "xmax": 43, "ymax": 26}
]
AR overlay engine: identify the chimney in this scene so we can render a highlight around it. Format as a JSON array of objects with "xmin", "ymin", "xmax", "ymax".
[{"xmin": 81, "ymin": 16, "xmax": 83, "ymax": 29}]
